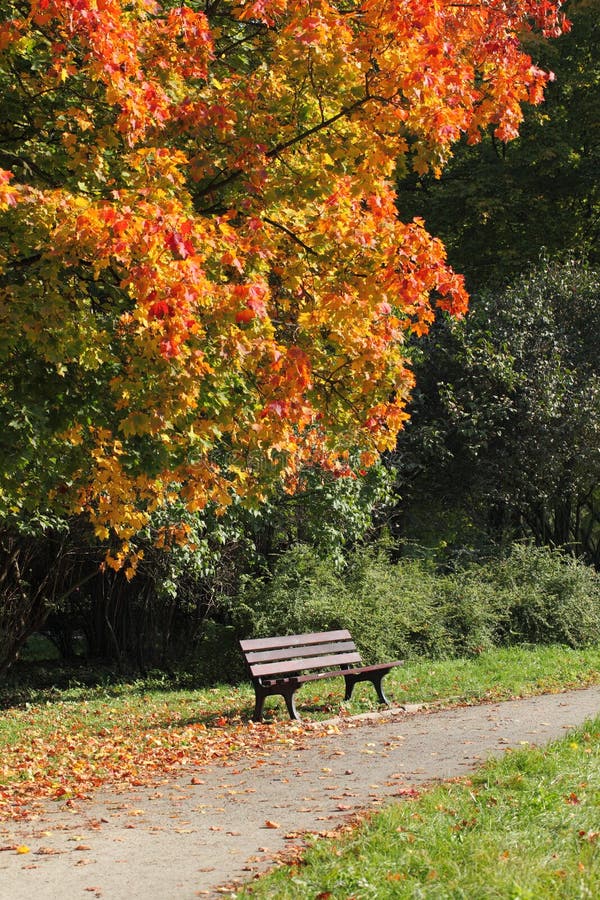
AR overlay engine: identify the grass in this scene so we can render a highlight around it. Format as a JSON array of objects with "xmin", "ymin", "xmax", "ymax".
[
  {"xmin": 238, "ymin": 717, "xmax": 600, "ymax": 899},
  {"xmin": 1, "ymin": 643, "xmax": 600, "ymax": 820}
]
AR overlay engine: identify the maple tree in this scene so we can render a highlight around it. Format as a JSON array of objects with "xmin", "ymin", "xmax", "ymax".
[{"xmin": 0, "ymin": 0, "xmax": 568, "ymax": 568}]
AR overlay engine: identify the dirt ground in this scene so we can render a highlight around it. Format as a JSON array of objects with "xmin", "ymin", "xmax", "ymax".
[{"xmin": 2, "ymin": 685, "xmax": 599, "ymax": 899}]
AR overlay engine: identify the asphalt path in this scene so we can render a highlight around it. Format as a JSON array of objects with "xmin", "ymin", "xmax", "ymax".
[{"xmin": 2, "ymin": 686, "xmax": 600, "ymax": 899}]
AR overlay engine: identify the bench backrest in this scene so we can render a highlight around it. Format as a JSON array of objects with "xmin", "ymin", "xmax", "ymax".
[{"xmin": 240, "ymin": 630, "xmax": 362, "ymax": 680}]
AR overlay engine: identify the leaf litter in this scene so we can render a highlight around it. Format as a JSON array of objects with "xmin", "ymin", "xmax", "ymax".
[{"xmin": 0, "ymin": 701, "xmax": 311, "ymax": 821}]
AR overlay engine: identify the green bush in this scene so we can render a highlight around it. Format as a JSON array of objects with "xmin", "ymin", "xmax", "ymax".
[
  {"xmin": 235, "ymin": 545, "xmax": 455, "ymax": 663},
  {"xmin": 234, "ymin": 542, "xmax": 600, "ymax": 665},
  {"xmin": 478, "ymin": 544, "xmax": 600, "ymax": 648}
]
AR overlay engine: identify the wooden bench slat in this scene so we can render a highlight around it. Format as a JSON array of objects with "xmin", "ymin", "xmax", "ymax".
[
  {"xmin": 250, "ymin": 651, "xmax": 362, "ymax": 678},
  {"xmin": 245, "ymin": 640, "xmax": 356, "ymax": 665},
  {"xmin": 344, "ymin": 661, "xmax": 404, "ymax": 675},
  {"xmin": 240, "ymin": 630, "xmax": 351, "ymax": 652},
  {"xmin": 263, "ymin": 662, "xmax": 401, "ymax": 686}
]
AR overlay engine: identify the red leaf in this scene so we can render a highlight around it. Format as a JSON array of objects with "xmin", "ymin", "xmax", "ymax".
[
  {"xmin": 235, "ymin": 308, "xmax": 255, "ymax": 324},
  {"xmin": 165, "ymin": 231, "xmax": 194, "ymax": 259}
]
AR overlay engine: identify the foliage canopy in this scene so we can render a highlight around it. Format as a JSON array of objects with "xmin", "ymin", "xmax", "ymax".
[
  {"xmin": 0, "ymin": 0, "xmax": 567, "ymax": 566},
  {"xmin": 396, "ymin": 0, "xmax": 599, "ymax": 289}
]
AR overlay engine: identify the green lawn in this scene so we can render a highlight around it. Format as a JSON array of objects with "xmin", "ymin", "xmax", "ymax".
[
  {"xmin": 2, "ymin": 643, "xmax": 600, "ymax": 821},
  {"xmin": 238, "ymin": 716, "xmax": 600, "ymax": 898}
]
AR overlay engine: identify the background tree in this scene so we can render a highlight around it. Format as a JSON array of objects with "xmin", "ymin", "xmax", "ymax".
[{"xmin": 392, "ymin": 257, "xmax": 600, "ymax": 566}]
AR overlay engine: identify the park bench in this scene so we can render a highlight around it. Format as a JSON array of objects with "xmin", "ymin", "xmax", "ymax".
[{"xmin": 239, "ymin": 629, "xmax": 403, "ymax": 722}]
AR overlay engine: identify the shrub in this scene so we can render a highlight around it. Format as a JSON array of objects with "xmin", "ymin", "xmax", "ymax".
[
  {"xmin": 477, "ymin": 544, "xmax": 600, "ymax": 648},
  {"xmin": 234, "ymin": 542, "xmax": 600, "ymax": 666}
]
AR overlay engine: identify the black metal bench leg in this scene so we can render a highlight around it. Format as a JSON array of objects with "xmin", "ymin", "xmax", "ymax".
[
  {"xmin": 344, "ymin": 673, "xmax": 359, "ymax": 702},
  {"xmin": 345, "ymin": 672, "xmax": 390, "ymax": 705},
  {"xmin": 371, "ymin": 672, "xmax": 390, "ymax": 705},
  {"xmin": 282, "ymin": 684, "xmax": 300, "ymax": 721},
  {"xmin": 252, "ymin": 687, "xmax": 267, "ymax": 722}
]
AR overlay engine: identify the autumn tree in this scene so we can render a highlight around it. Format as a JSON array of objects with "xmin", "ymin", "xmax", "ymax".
[{"xmin": 0, "ymin": 0, "xmax": 568, "ymax": 573}]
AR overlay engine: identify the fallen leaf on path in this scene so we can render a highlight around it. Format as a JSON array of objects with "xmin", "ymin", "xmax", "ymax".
[
  {"xmin": 264, "ymin": 820, "xmax": 280, "ymax": 829},
  {"xmin": 395, "ymin": 788, "xmax": 420, "ymax": 798}
]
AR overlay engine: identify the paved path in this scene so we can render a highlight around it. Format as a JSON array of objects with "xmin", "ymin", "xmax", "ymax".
[{"xmin": 1, "ymin": 686, "xmax": 599, "ymax": 899}]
